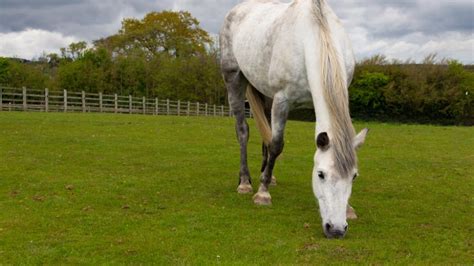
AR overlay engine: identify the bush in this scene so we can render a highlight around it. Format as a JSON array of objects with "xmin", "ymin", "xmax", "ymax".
[
  {"xmin": 346, "ymin": 61, "xmax": 472, "ymax": 125},
  {"xmin": 290, "ymin": 61, "xmax": 473, "ymax": 125},
  {"xmin": 349, "ymin": 72, "xmax": 389, "ymax": 118}
]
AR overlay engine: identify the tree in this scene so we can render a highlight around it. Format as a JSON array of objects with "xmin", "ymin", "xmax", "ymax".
[
  {"xmin": 57, "ymin": 47, "xmax": 113, "ymax": 93},
  {"xmin": 60, "ymin": 41, "xmax": 88, "ymax": 60},
  {"xmin": 95, "ymin": 11, "xmax": 212, "ymax": 58},
  {"xmin": 0, "ymin": 58, "xmax": 10, "ymax": 85},
  {"xmin": 0, "ymin": 57, "xmax": 47, "ymax": 90}
]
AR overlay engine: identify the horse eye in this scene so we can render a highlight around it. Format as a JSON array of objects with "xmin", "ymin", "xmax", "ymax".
[{"xmin": 318, "ymin": 171, "xmax": 325, "ymax": 180}]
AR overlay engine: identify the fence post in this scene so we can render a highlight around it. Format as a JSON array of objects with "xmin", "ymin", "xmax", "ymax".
[
  {"xmin": 221, "ymin": 105, "xmax": 224, "ymax": 117},
  {"xmin": 0, "ymin": 87, "xmax": 2, "ymax": 111},
  {"xmin": 166, "ymin": 99, "xmax": 170, "ymax": 115},
  {"xmin": 22, "ymin": 87, "xmax": 27, "ymax": 111},
  {"xmin": 114, "ymin": 94, "xmax": 118, "ymax": 113},
  {"xmin": 81, "ymin": 91, "xmax": 86, "ymax": 113},
  {"xmin": 229, "ymin": 106, "xmax": 232, "ymax": 117},
  {"xmin": 129, "ymin": 95, "xmax": 132, "ymax": 114},
  {"xmin": 205, "ymin": 103, "xmax": 208, "ymax": 116},
  {"xmin": 45, "ymin": 88, "xmax": 49, "ymax": 112},
  {"xmin": 213, "ymin": 105, "xmax": 216, "ymax": 116},
  {"xmin": 142, "ymin": 96, "xmax": 146, "ymax": 115},
  {"xmin": 63, "ymin": 89, "xmax": 68, "ymax": 112},
  {"xmin": 99, "ymin": 92, "xmax": 103, "ymax": 113},
  {"xmin": 187, "ymin": 101, "xmax": 190, "ymax": 116},
  {"xmin": 155, "ymin": 98, "xmax": 159, "ymax": 115},
  {"xmin": 197, "ymin": 102, "xmax": 200, "ymax": 116},
  {"xmin": 177, "ymin": 100, "xmax": 181, "ymax": 116}
]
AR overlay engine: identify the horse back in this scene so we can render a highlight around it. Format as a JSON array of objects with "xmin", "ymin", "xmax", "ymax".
[{"xmin": 220, "ymin": 0, "xmax": 354, "ymax": 100}]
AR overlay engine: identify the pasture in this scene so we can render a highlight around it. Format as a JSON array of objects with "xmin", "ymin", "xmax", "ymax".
[{"xmin": 0, "ymin": 112, "xmax": 472, "ymax": 264}]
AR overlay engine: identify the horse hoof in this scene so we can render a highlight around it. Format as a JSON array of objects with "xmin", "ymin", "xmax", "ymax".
[
  {"xmin": 253, "ymin": 192, "xmax": 272, "ymax": 205},
  {"xmin": 270, "ymin": 176, "xmax": 277, "ymax": 186},
  {"xmin": 347, "ymin": 206, "xmax": 357, "ymax": 220},
  {"xmin": 237, "ymin": 183, "xmax": 253, "ymax": 194}
]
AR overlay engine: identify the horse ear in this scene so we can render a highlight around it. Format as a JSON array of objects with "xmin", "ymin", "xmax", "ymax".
[
  {"xmin": 353, "ymin": 128, "xmax": 369, "ymax": 150},
  {"xmin": 317, "ymin": 132, "xmax": 330, "ymax": 150}
]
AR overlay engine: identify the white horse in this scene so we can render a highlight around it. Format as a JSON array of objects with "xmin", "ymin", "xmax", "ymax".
[{"xmin": 220, "ymin": 0, "xmax": 369, "ymax": 238}]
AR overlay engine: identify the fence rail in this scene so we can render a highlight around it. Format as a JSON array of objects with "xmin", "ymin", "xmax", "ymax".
[{"xmin": 0, "ymin": 87, "xmax": 253, "ymax": 118}]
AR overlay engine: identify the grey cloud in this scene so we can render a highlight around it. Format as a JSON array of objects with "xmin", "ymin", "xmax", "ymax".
[
  {"xmin": 0, "ymin": 0, "xmax": 174, "ymax": 39},
  {"xmin": 331, "ymin": 0, "xmax": 473, "ymax": 39},
  {"xmin": 1, "ymin": 0, "xmax": 471, "ymax": 38},
  {"xmin": 172, "ymin": 0, "xmax": 241, "ymax": 33},
  {"xmin": 0, "ymin": 0, "xmax": 83, "ymax": 8},
  {"xmin": 0, "ymin": 0, "xmax": 472, "ymax": 61}
]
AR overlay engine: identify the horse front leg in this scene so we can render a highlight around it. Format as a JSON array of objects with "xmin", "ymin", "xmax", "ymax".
[
  {"xmin": 347, "ymin": 205, "xmax": 357, "ymax": 219},
  {"xmin": 253, "ymin": 94, "xmax": 289, "ymax": 205},
  {"xmin": 260, "ymin": 144, "xmax": 277, "ymax": 186}
]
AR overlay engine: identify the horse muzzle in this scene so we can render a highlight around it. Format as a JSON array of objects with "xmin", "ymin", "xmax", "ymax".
[{"xmin": 324, "ymin": 222, "xmax": 348, "ymax": 239}]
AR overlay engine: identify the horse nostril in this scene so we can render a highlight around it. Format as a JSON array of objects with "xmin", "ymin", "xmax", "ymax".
[
  {"xmin": 325, "ymin": 223, "xmax": 333, "ymax": 231},
  {"xmin": 344, "ymin": 225, "xmax": 348, "ymax": 231}
]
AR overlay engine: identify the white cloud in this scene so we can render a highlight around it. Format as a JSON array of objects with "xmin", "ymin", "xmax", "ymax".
[
  {"xmin": 0, "ymin": 29, "xmax": 79, "ymax": 59},
  {"xmin": 330, "ymin": 0, "xmax": 474, "ymax": 63},
  {"xmin": 349, "ymin": 27, "xmax": 474, "ymax": 63}
]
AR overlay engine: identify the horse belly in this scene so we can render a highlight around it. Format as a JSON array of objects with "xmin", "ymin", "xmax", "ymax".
[{"xmin": 237, "ymin": 46, "xmax": 308, "ymax": 99}]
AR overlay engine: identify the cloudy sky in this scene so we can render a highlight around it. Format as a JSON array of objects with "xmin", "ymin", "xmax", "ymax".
[{"xmin": 0, "ymin": 0, "xmax": 473, "ymax": 63}]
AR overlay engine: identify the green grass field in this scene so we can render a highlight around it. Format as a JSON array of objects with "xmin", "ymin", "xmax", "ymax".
[{"xmin": 0, "ymin": 112, "xmax": 472, "ymax": 264}]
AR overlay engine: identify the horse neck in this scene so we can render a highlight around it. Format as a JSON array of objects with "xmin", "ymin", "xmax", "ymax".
[{"xmin": 314, "ymin": 94, "xmax": 332, "ymax": 134}]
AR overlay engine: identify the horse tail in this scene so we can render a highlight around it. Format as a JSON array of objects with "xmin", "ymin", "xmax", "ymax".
[
  {"xmin": 246, "ymin": 85, "xmax": 272, "ymax": 145},
  {"xmin": 313, "ymin": 0, "xmax": 356, "ymax": 176}
]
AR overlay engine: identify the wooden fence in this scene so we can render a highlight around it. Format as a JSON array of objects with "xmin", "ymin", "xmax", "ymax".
[{"xmin": 0, "ymin": 87, "xmax": 252, "ymax": 118}]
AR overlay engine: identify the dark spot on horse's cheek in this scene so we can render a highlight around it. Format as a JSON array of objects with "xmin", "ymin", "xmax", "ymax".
[{"xmin": 317, "ymin": 132, "xmax": 330, "ymax": 150}]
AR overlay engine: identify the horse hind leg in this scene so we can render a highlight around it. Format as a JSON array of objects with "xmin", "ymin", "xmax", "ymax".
[{"xmin": 223, "ymin": 69, "xmax": 253, "ymax": 194}]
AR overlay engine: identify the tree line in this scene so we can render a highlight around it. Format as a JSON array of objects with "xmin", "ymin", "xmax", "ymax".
[
  {"xmin": 0, "ymin": 11, "xmax": 225, "ymax": 105},
  {"xmin": 290, "ymin": 55, "xmax": 473, "ymax": 125},
  {"xmin": 0, "ymin": 11, "xmax": 472, "ymax": 124}
]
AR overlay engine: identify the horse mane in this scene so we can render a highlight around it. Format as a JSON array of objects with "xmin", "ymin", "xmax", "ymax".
[{"xmin": 312, "ymin": 0, "xmax": 356, "ymax": 177}]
